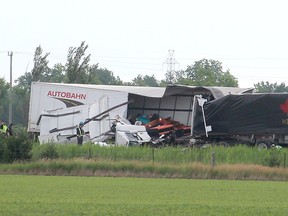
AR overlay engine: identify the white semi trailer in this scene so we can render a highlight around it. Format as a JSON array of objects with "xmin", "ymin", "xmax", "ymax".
[
  {"xmin": 28, "ymin": 82, "xmax": 252, "ymax": 145},
  {"xmin": 28, "ymin": 82, "xmax": 130, "ymax": 144}
]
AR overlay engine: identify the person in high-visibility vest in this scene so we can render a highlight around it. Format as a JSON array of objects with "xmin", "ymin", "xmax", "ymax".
[
  {"xmin": 0, "ymin": 121, "xmax": 8, "ymax": 135},
  {"xmin": 76, "ymin": 121, "xmax": 85, "ymax": 145}
]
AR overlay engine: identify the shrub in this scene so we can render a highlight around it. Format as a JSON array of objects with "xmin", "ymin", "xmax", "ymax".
[
  {"xmin": 39, "ymin": 143, "xmax": 59, "ymax": 159},
  {"xmin": 0, "ymin": 135, "xmax": 8, "ymax": 162},
  {"xmin": 264, "ymin": 149, "xmax": 281, "ymax": 167},
  {"xmin": 0, "ymin": 130, "xmax": 32, "ymax": 163}
]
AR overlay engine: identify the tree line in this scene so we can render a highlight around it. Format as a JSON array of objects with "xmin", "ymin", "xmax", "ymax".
[{"xmin": 1, "ymin": 41, "xmax": 288, "ymax": 126}]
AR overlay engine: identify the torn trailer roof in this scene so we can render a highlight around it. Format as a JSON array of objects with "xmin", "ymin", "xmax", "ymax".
[{"xmin": 47, "ymin": 82, "xmax": 254, "ymax": 99}]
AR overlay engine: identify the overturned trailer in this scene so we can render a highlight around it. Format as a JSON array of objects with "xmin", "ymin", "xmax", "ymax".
[
  {"xmin": 191, "ymin": 93, "xmax": 288, "ymax": 149},
  {"xmin": 28, "ymin": 82, "xmax": 252, "ymax": 145}
]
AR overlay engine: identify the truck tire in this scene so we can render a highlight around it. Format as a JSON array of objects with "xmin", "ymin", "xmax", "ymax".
[{"xmin": 256, "ymin": 140, "xmax": 271, "ymax": 150}]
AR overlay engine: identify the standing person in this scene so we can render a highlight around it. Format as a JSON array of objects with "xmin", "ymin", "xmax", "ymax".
[
  {"xmin": 76, "ymin": 121, "xmax": 85, "ymax": 145},
  {"xmin": 0, "ymin": 121, "xmax": 8, "ymax": 136},
  {"xmin": 7, "ymin": 123, "xmax": 13, "ymax": 136}
]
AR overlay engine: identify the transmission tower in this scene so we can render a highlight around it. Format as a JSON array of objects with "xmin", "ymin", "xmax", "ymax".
[{"xmin": 163, "ymin": 50, "xmax": 179, "ymax": 84}]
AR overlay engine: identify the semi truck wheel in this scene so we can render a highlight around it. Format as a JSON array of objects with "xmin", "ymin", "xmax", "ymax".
[{"xmin": 256, "ymin": 140, "xmax": 271, "ymax": 150}]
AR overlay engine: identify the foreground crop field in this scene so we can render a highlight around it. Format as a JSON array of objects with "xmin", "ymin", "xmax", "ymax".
[{"xmin": 0, "ymin": 175, "xmax": 287, "ymax": 216}]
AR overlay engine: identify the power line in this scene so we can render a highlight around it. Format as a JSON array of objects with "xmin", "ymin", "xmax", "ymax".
[
  {"xmin": 4, "ymin": 50, "xmax": 288, "ymax": 64},
  {"xmin": 2, "ymin": 50, "xmax": 288, "ymax": 84}
]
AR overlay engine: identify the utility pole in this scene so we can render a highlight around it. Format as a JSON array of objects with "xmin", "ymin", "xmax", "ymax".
[
  {"xmin": 8, "ymin": 51, "xmax": 13, "ymax": 124},
  {"xmin": 163, "ymin": 50, "xmax": 179, "ymax": 84}
]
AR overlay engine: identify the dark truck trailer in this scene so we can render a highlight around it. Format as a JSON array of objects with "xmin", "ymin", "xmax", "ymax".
[{"xmin": 191, "ymin": 93, "xmax": 288, "ymax": 149}]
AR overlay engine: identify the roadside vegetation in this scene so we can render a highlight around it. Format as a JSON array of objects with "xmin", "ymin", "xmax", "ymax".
[
  {"xmin": 30, "ymin": 142, "xmax": 287, "ymax": 168},
  {"xmin": 1, "ymin": 131, "xmax": 288, "ymax": 180}
]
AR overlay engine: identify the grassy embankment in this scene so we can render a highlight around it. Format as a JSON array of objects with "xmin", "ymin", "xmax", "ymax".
[{"xmin": 1, "ymin": 144, "xmax": 288, "ymax": 180}]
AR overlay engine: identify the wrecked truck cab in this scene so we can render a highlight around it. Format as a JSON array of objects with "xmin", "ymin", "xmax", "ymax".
[{"xmin": 115, "ymin": 124, "xmax": 151, "ymax": 147}]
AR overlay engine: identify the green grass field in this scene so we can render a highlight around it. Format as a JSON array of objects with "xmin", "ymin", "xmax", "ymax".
[{"xmin": 0, "ymin": 175, "xmax": 287, "ymax": 215}]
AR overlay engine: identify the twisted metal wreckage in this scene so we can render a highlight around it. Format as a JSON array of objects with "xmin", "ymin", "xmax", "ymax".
[{"xmin": 28, "ymin": 82, "xmax": 253, "ymax": 147}]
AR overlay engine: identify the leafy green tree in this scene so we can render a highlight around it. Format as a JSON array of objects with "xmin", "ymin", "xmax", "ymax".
[
  {"xmin": 87, "ymin": 64, "xmax": 101, "ymax": 84},
  {"xmin": 254, "ymin": 81, "xmax": 288, "ymax": 93},
  {"xmin": 131, "ymin": 74, "xmax": 159, "ymax": 87},
  {"xmin": 42, "ymin": 63, "xmax": 66, "ymax": 83},
  {"xmin": 219, "ymin": 70, "xmax": 239, "ymax": 87},
  {"xmin": 183, "ymin": 59, "xmax": 238, "ymax": 87},
  {"xmin": 31, "ymin": 45, "xmax": 50, "ymax": 82},
  {"xmin": 158, "ymin": 80, "xmax": 167, "ymax": 87},
  {"xmin": 13, "ymin": 71, "xmax": 33, "ymax": 126},
  {"xmin": 12, "ymin": 85, "xmax": 30, "ymax": 125},
  {"xmin": 66, "ymin": 41, "xmax": 91, "ymax": 84},
  {"xmin": 165, "ymin": 70, "xmax": 177, "ymax": 84},
  {"xmin": 0, "ymin": 77, "xmax": 9, "ymax": 122},
  {"xmin": 16, "ymin": 45, "xmax": 50, "ymax": 89},
  {"xmin": 122, "ymin": 81, "xmax": 133, "ymax": 86},
  {"xmin": 16, "ymin": 72, "xmax": 33, "ymax": 90},
  {"xmin": 88, "ymin": 64, "xmax": 123, "ymax": 85},
  {"xmin": 13, "ymin": 72, "xmax": 34, "ymax": 125},
  {"xmin": 171, "ymin": 70, "xmax": 191, "ymax": 85}
]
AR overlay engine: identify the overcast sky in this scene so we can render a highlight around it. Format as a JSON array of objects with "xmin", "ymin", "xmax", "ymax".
[{"xmin": 1, "ymin": 0, "xmax": 288, "ymax": 88}]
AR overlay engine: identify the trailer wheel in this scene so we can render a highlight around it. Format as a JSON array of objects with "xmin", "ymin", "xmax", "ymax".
[{"xmin": 257, "ymin": 140, "xmax": 271, "ymax": 150}]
